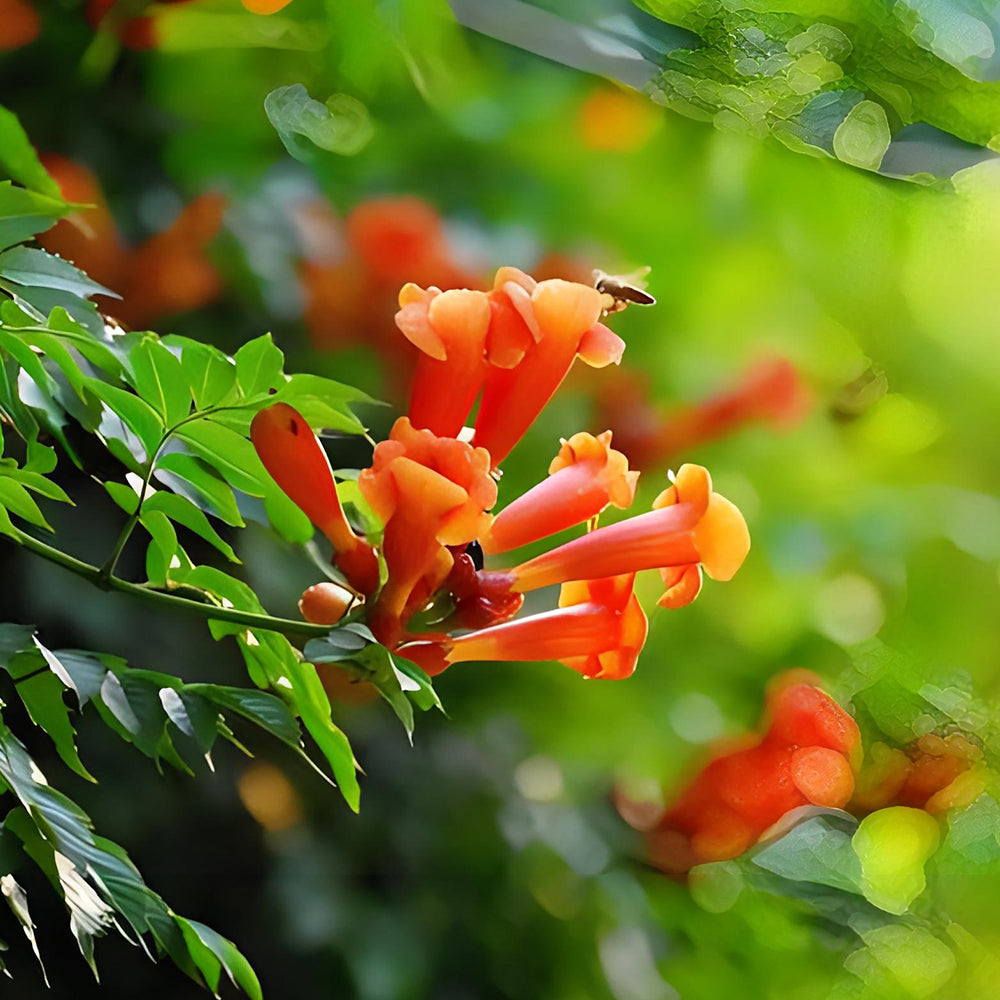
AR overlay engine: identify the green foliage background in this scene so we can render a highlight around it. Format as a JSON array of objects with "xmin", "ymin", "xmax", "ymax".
[{"xmin": 1, "ymin": 1, "xmax": 1000, "ymax": 998}]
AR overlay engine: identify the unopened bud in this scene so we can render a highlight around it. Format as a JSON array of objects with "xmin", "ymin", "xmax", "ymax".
[{"xmin": 298, "ymin": 582, "xmax": 353, "ymax": 625}]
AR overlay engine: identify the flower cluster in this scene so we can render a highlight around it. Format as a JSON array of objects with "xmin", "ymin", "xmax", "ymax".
[{"xmin": 252, "ymin": 265, "xmax": 751, "ymax": 679}]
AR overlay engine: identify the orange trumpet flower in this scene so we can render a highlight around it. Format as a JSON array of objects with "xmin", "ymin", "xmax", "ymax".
[
  {"xmin": 481, "ymin": 430, "xmax": 639, "ymax": 555},
  {"xmin": 480, "ymin": 463, "xmax": 749, "ymax": 605},
  {"xmin": 250, "ymin": 404, "xmax": 379, "ymax": 595},
  {"xmin": 472, "ymin": 272, "xmax": 626, "ymax": 467},
  {"xmin": 402, "ymin": 572, "xmax": 647, "ymax": 680},
  {"xmin": 358, "ymin": 417, "xmax": 496, "ymax": 646},
  {"xmin": 395, "ymin": 284, "xmax": 491, "ymax": 436}
]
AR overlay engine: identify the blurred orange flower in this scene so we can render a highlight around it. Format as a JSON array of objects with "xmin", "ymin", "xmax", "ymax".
[
  {"xmin": 635, "ymin": 675, "xmax": 861, "ymax": 874},
  {"xmin": 38, "ymin": 155, "xmax": 225, "ymax": 329},
  {"xmin": 0, "ymin": 0, "xmax": 40, "ymax": 50},
  {"xmin": 598, "ymin": 357, "xmax": 811, "ymax": 468}
]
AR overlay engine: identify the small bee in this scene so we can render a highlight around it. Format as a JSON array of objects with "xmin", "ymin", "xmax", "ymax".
[{"xmin": 594, "ymin": 267, "xmax": 656, "ymax": 315}]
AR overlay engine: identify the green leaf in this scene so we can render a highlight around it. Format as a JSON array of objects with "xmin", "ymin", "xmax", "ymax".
[
  {"xmin": 0, "ymin": 105, "xmax": 61, "ymax": 197},
  {"xmin": 0, "ymin": 477, "xmax": 52, "ymax": 530},
  {"xmin": 186, "ymin": 684, "xmax": 303, "ymax": 749},
  {"xmin": 175, "ymin": 420, "xmax": 312, "ymax": 542},
  {"xmin": 0, "ymin": 246, "xmax": 116, "ymax": 300},
  {"xmin": 0, "ymin": 874, "xmax": 49, "ymax": 985},
  {"xmin": 234, "ymin": 334, "xmax": 283, "ymax": 398},
  {"xmin": 128, "ymin": 336, "xmax": 192, "ymax": 426},
  {"xmin": 154, "ymin": 452, "xmax": 244, "ymax": 527},
  {"xmin": 175, "ymin": 420, "xmax": 267, "ymax": 494},
  {"xmin": 0, "ymin": 182, "xmax": 69, "ymax": 250},
  {"xmin": 164, "ymin": 336, "xmax": 237, "ymax": 409},
  {"xmin": 104, "ymin": 479, "xmax": 140, "ymax": 514},
  {"xmin": 752, "ymin": 813, "xmax": 863, "ymax": 894},
  {"xmin": 140, "ymin": 508, "xmax": 178, "ymax": 587},
  {"xmin": 0, "ymin": 720, "xmax": 260, "ymax": 992},
  {"xmin": 15, "ymin": 668, "xmax": 96, "ymax": 782},
  {"xmin": 272, "ymin": 372, "xmax": 368, "ymax": 434},
  {"xmin": 141, "ymin": 490, "xmax": 239, "ymax": 562},
  {"xmin": 85, "ymin": 377, "xmax": 165, "ymax": 459},
  {"xmin": 0, "ymin": 278, "xmax": 106, "ymax": 339},
  {"xmin": 10, "ymin": 468, "xmax": 72, "ymax": 504},
  {"xmin": 265, "ymin": 84, "xmax": 374, "ymax": 162},
  {"xmin": 158, "ymin": 689, "xmax": 221, "ymax": 756},
  {"xmin": 176, "ymin": 918, "xmax": 263, "ymax": 1000},
  {"xmin": 833, "ymin": 99, "xmax": 892, "ymax": 171},
  {"xmin": 0, "ymin": 624, "xmax": 35, "ymax": 666},
  {"xmin": 0, "ymin": 329, "xmax": 58, "ymax": 398},
  {"xmin": 35, "ymin": 647, "xmax": 109, "ymax": 707}
]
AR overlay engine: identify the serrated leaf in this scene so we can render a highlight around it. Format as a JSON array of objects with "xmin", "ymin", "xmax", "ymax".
[
  {"xmin": 0, "ymin": 721, "xmax": 259, "ymax": 992},
  {"xmin": 158, "ymin": 689, "xmax": 220, "ymax": 756},
  {"xmin": 34, "ymin": 646, "xmax": 108, "ymax": 707},
  {"xmin": 0, "ymin": 278, "xmax": 106, "ymax": 339},
  {"xmin": 11, "ymin": 468, "xmax": 72, "ymax": 504},
  {"xmin": 128, "ymin": 336, "xmax": 192, "ymax": 426},
  {"xmin": 141, "ymin": 491, "xmax": 238, "ymax": 562},
  {"xmin": 98, "ymin": 672, "xmax": 170, "ymax": 761}
]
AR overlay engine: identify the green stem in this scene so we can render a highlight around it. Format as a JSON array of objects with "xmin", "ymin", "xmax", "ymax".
[
  {"xmin": 10, "ymin": 529, "xmax": 332, "ymax": 639},
  {"xmin": 99, "ymin": 403, "xmax": 254, "ymax": 581}
]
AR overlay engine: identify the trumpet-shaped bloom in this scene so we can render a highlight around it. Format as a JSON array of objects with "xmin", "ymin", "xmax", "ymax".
[
  {"xmin": 396, "ymin": 284, "xmax": 491, "ymax": 436},
  {"xmin": 481, "ymin": 430, "xmax": 639, "ymax": 555},
  {"xmin": 482, "ymin": 463, "xmax": 749, "ymax": 605},
  {"xmin": 473, "ymin": 275, "xmax": 626, "ymax": 466},
  {"xmin": 251, "ymin": 404, "xmax": 379, "ymax": 595},
  {"xmin": 401, "ymin": 572, "xmax": 647, "ymax": 679},
  {"xmin": 358, "ymin": 417, "xmax": 496, "ymax": 645}
]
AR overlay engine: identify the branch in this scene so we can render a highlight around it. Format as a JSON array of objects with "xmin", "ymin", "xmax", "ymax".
[{"xmin": 8, "ymin": 528, "xmax": 332, "ymax": 639}]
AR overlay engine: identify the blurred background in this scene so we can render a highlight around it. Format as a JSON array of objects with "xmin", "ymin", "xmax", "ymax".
[{"xmin": 2, "ymin": 1, "xmax": 1000, "ymax": 997}]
